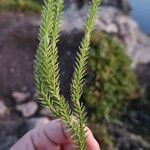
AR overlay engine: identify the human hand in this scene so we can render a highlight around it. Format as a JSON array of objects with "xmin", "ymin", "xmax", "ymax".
[{"xmin": 10, "ymin": 119, "xmax": 100, "ymax": 150}]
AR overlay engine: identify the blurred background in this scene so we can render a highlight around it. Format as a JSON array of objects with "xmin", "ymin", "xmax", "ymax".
[{"xmin": 0, "ymin": 0, "xmax": 150, "ymax": 150}]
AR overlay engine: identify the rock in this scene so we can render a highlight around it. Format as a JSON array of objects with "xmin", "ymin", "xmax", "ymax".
[
  {"xmin": 0, "ymin": 12, "xmax": 39, "ymax": 97},
  {"xmin": 16, "ymin": 101, "xmax": 38, "ymax": 117},
  {"xmin": 0, "ymin": 7, "xmax": 150, "ymax": 99},
  {"xmin": 61, "ymin": 6, "xmax": 150, "ymax": 67},
  {"xmin": 0, "ymin": 119, "xmax": 22, "ymax": 150},
  {"xmin": 102, "ymin": 0, "xmax": 131, "ymax": 14},
  {"xmin": 0, "ymin": 133, "xmax": 18, "ymax": 150},
  {"xmin": 0, "ymin": 135, "xmax": 18, "ymax": 150},
  {"xmin": 130, "ymin": 134, "xmax": 150, "ymax": 149},
  {"xmin": 64, "ymin": 0, "xmax": 131, "ymax": 14},
  {"xmin": 12, "ymin": 91, "xmax": 31, "ymax": 103},
  {"xmin": 0, "ymin": 100, "xmax": 8, "ymax": 117},
  {"xmin": 108, "ymin": 123, "xmax": 150, "ymax": 150},
  {"xmin": 135, "ymin": 63, "xmax": 150, "ymax": 101},
  {"xmin": 127, "ymin": 110, "xmax": 150, "ymax": 134}
]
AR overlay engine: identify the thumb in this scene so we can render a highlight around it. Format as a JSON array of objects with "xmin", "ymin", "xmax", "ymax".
[
  {"xmin": 39, "ymin": 119, "xmax": 69, "ymax": 144},
  {"xmin": 10, "ymin": 119, "xmax": 70, "ymax": 150}
]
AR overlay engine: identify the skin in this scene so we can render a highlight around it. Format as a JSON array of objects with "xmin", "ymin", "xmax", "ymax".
[{"xmin": 10, "ymin": 119, "xmax": 100, "ymax": 150}]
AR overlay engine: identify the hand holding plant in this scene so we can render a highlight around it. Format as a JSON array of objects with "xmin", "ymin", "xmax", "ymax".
[{"xmin": 10, "ymin": 119, "xmax": 100, "ymax": 150}]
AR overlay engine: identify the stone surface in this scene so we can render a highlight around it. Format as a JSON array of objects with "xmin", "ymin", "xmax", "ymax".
[
  {"xmin": 135, "ymin": 63, "xmax": 150, "ymax": 100},
  {"xmin": 16, "ymin": 101, "xmax": 38, "ymax": 117},
  {"xmin": 64, "ymin": 0, "xmax": 131, "ymax": 14},
  {"xmin": 12, "ymin": 91, "xmax": 31, "ymax": 103},
  {"xmin": 0, "ymin": 6, "xmax": 150, "ymax": 98},
  {"xmin": 102, "ymin": 0, "xmax": 131, "ymax": 14},
  {"xmin": 0, "ymin": 12, "xmax": 39, "ymax": 97},
  {"xmin": 0, "ymin": 119, "xmax": 22, "ymax": 150},
  {"xmin": 0, "ymin": 100, "xmax": 8, "ymax": 117},
  {"xmin": 108, "ymin": 122, "xmax": 150, "ymax": 150},
  {"xmin": 61, "ymin": 6, "xmax": 150, "ymax": 67},
  {"xmin": 129, "ymin": 134, "xmax": 150, "ymax": 149}
]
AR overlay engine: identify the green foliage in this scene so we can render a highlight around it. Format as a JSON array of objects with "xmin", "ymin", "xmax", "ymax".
[
  {"xmin": 0, "ymin": 0, "xmax": 41, "ymax": 12},
  {"xmin": 35, "ymin": 0, "xmax": 100, "ymax": 149},
  {"xmin": 83, "ymin": 32, "xmax": 138, "ymax": 122}
]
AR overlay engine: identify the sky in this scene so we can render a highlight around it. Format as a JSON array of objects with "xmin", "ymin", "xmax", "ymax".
[{"xmin": 130, "ymin": 0, "xmax": 150, "ymax": 33}]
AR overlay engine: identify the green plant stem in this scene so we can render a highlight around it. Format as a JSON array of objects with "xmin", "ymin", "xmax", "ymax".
[{"xmin": 35, "ymin": 0, "xmax": 100, "ymax": 149}]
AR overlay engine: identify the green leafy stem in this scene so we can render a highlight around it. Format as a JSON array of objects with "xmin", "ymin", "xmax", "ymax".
[{"xmin": 35, "ymin": 0, "xmax": 100, "ymax": 149}]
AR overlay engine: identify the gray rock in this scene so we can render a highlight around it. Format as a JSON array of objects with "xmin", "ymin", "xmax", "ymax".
[
  {"xmin": 64, "ymin": 0, "xmax": 131, "ymax": 14},
  {"xmin": 0, "ymin": 100, "xmax": 8, "ymax": 117},
  {"xmin": 61, "ymin": 6, "xmax": 150, "ymax": 67},
  {"xmin": 102, "ymin": 0, "xmax": 131, "ymax": 14},
  {"xmin": 0, "ymin": 6, "xmax": 150, "ymax": 98},
  {"xmin": 130, "ymin": 134, "xmax": 150, "ymax": 149},
  {"xmin": 0, "ymin": 119, "xmax": 22, "ymax": 150},
  {"xmin": 16, "ymin": 101, "xmax": 38, "ymax": 117},
  {"xmin": 0, "ymin": 136, "xmax": 18, "ymax": 150},
  {"xmin": 12, "ymin": 91, "xmax": 31, "ymax": 103},
  {"xmin": 0, "ymin": 12, "xmax": 39, "ymax": 97},
  {"xmin": 109, "ymin": 123, "xmax": 150, "ymax": 150}
]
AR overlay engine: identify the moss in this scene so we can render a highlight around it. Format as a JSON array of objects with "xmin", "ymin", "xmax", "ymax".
[
  {"xmin": 83, "ymin": 32, "xmax": 138, "ymax": 122},
  {"xmin": 0, "ymin": 0, "xmax": 41, "ymax": 12}
]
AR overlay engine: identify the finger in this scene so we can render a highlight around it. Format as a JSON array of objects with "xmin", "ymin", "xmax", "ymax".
[
  {"xmin": 86, "ymin": 127, "xmax": 100, "ymax": 150},
  {"xmin": 29, "ymin": 126, "xmax": 60, "ymax": 150},
  {"xmin": 11, "ymin": 118, "xmax": 51, "ymax": 150},
  {"xmin": 10, "ymin": 132, "xmax": 35, "ymax": 150},
  {"xmin": 28, "ymin": 119, "xmax": 70, "ymax": 149},
  {"xmin": 42, "ymin": 119, "xmax": 70, "ymax": 144},
  {"xmin": 11, "ymin": 131, "xmax": 59, "ymax": 150},
  {"xmin": 11, "ymin": 119, "xmax": 67, "ymax": 150},
  {"xmin": 63, "ymin": 142, "xmax": 77, "ymax": 150},
  {"xmin": 63, "ymin": 127, "xmax": 100, "ymax": 150}
]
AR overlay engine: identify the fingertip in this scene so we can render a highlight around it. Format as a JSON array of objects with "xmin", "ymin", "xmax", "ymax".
[
  {"xmin": 86, "ymin": 127, "xmax": 100, "ymax": 150},
  {"xmin": 87, "ymin": 138, "xmax": 100, "ymax": 150}
]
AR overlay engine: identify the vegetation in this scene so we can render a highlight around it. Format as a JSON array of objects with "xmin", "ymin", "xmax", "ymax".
[
  {"xmin": 0, "ymin": 0, "xmax": 41, "ymax": 12},
  {"xmin": 83, "ymin": 32, "xmax": 138, "ymax": 122},
  {"xmin": 35, "ymin": 0, "xmax": 100, "ymax": 149}
]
